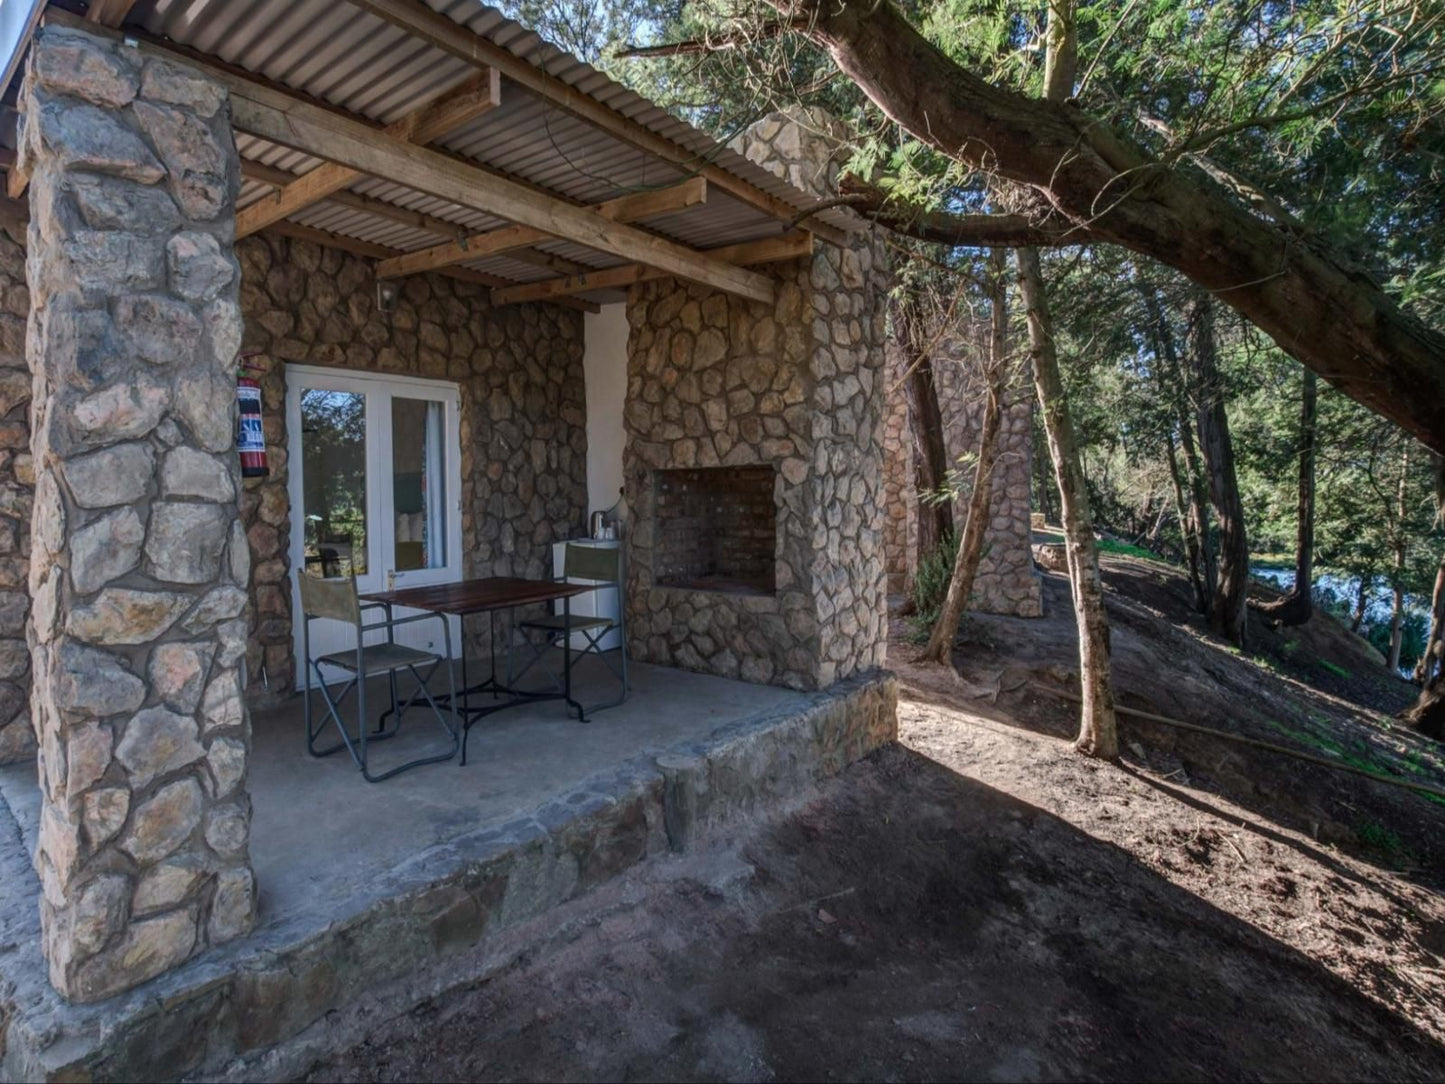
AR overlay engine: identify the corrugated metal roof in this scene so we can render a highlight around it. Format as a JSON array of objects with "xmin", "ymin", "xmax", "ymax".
[{"xmin": 59, "ymin": 0, "xmax": 847, "ymax": 296}]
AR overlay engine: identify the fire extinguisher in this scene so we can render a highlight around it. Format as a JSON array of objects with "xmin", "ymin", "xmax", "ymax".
[{"xmin": 237, "ymin": 352, "xmax": 268, "ymax": 479}]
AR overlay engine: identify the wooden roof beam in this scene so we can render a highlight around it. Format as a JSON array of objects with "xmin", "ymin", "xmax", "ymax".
[
  {"xmin": 235, "ymin": 67, "xmax": 501, "ymax": 239},
  {"xmin": 491, "ymin": 231, "xmax": 813, "ymax": 306},
  {"xmin": 263, "ymin": 220, "xmax": 599, "ymax": 313},
  {"xmin": 373, "ymin": 177, "xmax": 706, "ymax": 279},
  {"xmin": 346, "ymin": 0, "xmax": 850, "ymax": 247},
  {"xmin": 85, "ymin": 1, "xmax": 139, "ymax": 29},
  {"xmin": 50, "ymin": 12, "xmax": 774, "ymax": 304}
]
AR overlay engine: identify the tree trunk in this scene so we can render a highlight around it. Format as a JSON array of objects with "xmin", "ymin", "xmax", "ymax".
[
  {"xmin": 1190, "ymin": 297, "xmax": 1250, "ymax": 647},
  {"xmin": 1387, "ymin": 579, "xmax": 1406, "ymax": 673},
  {"xmin": 1386, "ymin": 446, "xmax": 1411, "ymax": 673},
  {"xmin": 922, "ymin": 251, "xmax": 1009, "ymax": 664},
  {"xmin": 1034, "ymin": 432, "xmax": 1056, "ymax": 524},
  {"xmin": 1351, "ymin": 576, "xmax": 1371, "ymax": 634},
  {"xmin": 783, "ymin": 0, "xmax": 1445, "ymax": 454},
  {"xmin": 1164, "ymin": 431, "xmax": 1208, "ymax": 611},
  {"xmin": 896, "ymin": 295, "xmax": 953, "ymax": 564},
  {"xmin": 1017, "ymin": 246, "xmax": 1118, "ymax": 759},
  {"xmin": 1257, "ymin": 369, "xmax": 1317, "ymax": 624},
  {"xmin": 1414, "ymin": 455, "xmax": 1445, "ymax": 686}
]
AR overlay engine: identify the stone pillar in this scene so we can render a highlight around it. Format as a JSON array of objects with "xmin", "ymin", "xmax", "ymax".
[
  {"xmin": 622, "ymin": 109, "xmax": 891, "ymax": 689},
  {"xmin": 18, "ymin": 26, "xmax": 254, "ymax": 1002}
]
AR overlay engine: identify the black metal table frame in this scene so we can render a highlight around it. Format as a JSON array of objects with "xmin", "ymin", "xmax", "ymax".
[{"xmin": 370, "ymin": 590, "xmax": 588, "ymax": 766}]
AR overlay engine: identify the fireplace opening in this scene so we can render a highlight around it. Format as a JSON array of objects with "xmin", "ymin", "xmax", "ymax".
[{"xmin": 653, "ymin": 465, "xmax": 776, "ymax": 596}]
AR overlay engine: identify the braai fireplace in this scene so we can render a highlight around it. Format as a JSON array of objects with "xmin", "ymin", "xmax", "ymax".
[{"xmin": 653, "ymin": 465, "xmax": 776, "ymax": 596}]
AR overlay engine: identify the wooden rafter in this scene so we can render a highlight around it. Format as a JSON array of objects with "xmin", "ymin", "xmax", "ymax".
[
  {"xmin": 263, "ymin": 220, "xmax": 599, "ymax": 313},
  {"xmin": 346, "ymin": 0, "xmax": 850, "ymax": 248},
  {"xmin": 491, "ymin": 231, "xmax": 813, "ymax": 306},
  {"xmin": 373, "ymin": 177, "xmax": 707, "ymax": 279},
  {"xmin": 226, "ymin": 87, "xmax": 774, "ymax": 303},
  {"xmin": 242, "ymin": 159, "xmax": 593, "ymax": 275},
  {"xmin": 240, "ymin": 159, "xmax": 467, "ymax": 238},
  {"xmin": 55, "ymin": 11, "xmax": 774, "ymax": 303},
  {"xmin": 234, "ymin": 68, "xmax": 501, "ymax": 239},
  {"xmin": 85, "ymin": 0, "xmax": 138, "ymax": 28}
]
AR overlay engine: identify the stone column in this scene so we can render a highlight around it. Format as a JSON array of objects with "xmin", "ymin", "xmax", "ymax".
[{"xmin": 19, "ymin": 26, "xmax": 254, "ymax": 1002}]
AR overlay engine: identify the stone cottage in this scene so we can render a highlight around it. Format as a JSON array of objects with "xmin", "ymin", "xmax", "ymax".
[{"xmin": 0, "ymin": 2, "xmax": 898, "ymax": 1072}]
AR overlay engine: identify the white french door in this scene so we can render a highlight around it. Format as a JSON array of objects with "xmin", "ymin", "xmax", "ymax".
[{"xmin": 287, "ymin": 366, "xmax": 463, "ymax": 688}]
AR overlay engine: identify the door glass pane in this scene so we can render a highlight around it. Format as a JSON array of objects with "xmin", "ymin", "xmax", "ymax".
[
  {"xmin": 391, "ymin": 397, "xmax": 447, "ymax": 571},
  {"xmin": 300, "ymin": 389, "xmax": 368, "ymax": 577}
]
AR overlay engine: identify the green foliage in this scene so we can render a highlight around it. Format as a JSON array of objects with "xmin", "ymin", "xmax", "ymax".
[
  {"xmin": 910, "ymin": 533, "xmax": 961, "ymax": 633},
  {"xmin": 1355, "ymin": 819, "xmax": 1410, "ymax": 864},
  {"xmin": 1317, "ymin": 659, "xmax": 1351, "ymax": 680}
]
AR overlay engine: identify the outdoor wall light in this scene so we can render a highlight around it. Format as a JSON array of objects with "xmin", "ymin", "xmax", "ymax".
[{"xmin": 376, "ymin": 279, "xmax": 400, "ymax": 314}]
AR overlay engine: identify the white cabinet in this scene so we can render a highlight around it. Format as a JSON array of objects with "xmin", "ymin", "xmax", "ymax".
[{"xmin": 552, "ymin": 539, "xmax": 622, "ymax": 651}]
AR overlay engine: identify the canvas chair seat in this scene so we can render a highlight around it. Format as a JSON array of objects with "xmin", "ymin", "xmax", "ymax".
[
  {"xmin": 516, "ymin": 612, "xmax": 613, "ymax": 634},
  {"xmin": 318, "ymin": 641, "xmax": 442, "ymax": 677}
]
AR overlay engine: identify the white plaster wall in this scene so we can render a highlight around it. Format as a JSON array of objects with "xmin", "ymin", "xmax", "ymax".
[{"xmin": 583, "ymin": 303, "xmax": 628, "ymax": 515}]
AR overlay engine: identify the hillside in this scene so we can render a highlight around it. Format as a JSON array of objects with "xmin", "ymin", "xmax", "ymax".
[{"xmin": 905, "ymin": 546, "xmax": 1445, "ymax": 869}]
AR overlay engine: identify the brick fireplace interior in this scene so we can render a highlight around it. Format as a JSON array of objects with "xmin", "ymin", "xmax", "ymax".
[{"xmin": 653, "ymin": 466, "xmax": 777, "ymax": 596}]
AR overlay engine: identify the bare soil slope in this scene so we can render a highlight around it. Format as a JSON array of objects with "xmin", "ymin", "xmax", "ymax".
[{"xmin": 302, "ymin": 559, "xmax": 1445, "ymax": 1083}]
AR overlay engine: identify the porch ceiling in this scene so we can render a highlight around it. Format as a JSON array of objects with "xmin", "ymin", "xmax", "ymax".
[{"xmin": 0, "ymin": 0, "xmax": 854, "ymax": 306}]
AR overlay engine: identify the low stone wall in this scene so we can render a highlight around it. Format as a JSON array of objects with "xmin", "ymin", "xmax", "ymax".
[{"xmin": 0, "ymin": 671, "xmax": 897, "ymax": 1082}]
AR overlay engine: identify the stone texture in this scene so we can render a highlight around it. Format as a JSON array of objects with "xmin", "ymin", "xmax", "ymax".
[
  {"xmin": 0, "ymin": 231, "xmax": 31, "ymax": 764},
  {"xmin": 145, "ymin": 501, "xmax": 230, "ymax": 584},
  {"xmin": 160, "ymin": 446, "xmax": 235, "ymax": 502},
  {"xmin": 63, "ymin": 442, "xmax": 155, "ymax": 508},
  {"xmin": 208, "ymin": 865, "xmax": 256, "ymax": 944},
  {"xmin": 21, "ymin": 27, "xmax": 254, "ymax": 1003},
  {"xmin": 115, "ymin": 706, "xmax": 205, "ymax": 788},
  {"xmin": 68, "ymin": 588, "xmax": 189, "ymax": 645},
  {"xmin": 149, "ymin": 640, "xmax": 214, "ymax": 712},
  {"xmin": 235, "ymin": 232, "xmax": 587, "ymax": 697},
  {"xmin": 132, "ymin": 859, "xmax": 204, "ymax": 915},
  {"xmin": 120, "ymin": 778, "xmax": 203, "ymax": 865},
  {"xmin": 882, "ymin": 325, "xmax": 1043, "ymax": 618},
  {"xmin": 69, "ymin": 506, "xmax": 145, "ymax": 593},
  {"xmin": 56, "ymin": 641, "xmax": 145, "ymax": 716},
  {"xmin": 624, "ymin": 109, "xmax": 890, "ymax": 691}
]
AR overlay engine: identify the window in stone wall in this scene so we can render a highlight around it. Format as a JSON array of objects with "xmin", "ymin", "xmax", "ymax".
[{"xmin": 653, "ymin": 465, "xmax": 777, "ymax": 596}]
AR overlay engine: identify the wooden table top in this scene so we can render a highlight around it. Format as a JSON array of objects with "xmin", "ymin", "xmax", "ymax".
[{"xmin": 360, "ymin": 576, "xmax": 592, "ymax": 616}]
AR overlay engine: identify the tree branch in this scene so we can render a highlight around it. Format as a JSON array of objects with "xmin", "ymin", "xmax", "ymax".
[{"xmin": 838, "ymin": 176, "xmax": 1088, "ymax": 247}]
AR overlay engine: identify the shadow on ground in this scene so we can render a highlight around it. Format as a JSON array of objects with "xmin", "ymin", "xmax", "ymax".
[{"xmin": 302, "ymin": 744, "xmax": 1445, "ymax": 1083}]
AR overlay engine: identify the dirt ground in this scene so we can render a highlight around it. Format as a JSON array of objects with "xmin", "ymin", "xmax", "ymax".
[{"xmin": 303, "ymin": 561, "xmax": 1445, "ymax": 1083}]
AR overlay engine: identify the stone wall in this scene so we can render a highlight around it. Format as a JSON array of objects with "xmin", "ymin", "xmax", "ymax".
[
  {"xmin": 0, "ymin": 228, "xmax": 33, "ymax": 764},
  {"xmin": 19, "ymin": 27, "xmax": 255, "ymax": 1001},
  {"xmin": 623, "ymin": 110, "xmax": 890, "ymax": 690},
  {"xmin": 236, "ymin": 235, "xmax": 587, "ymax": 698},
  {"xmin": 883, "ymin": 324, "xmax": 1043, "ymax": 617},
  {"xmin": 880, "ymin": 345, "xmax": 914, "ymax": 596}
]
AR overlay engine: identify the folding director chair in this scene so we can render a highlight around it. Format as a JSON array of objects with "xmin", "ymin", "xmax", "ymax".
[
  {"xmin": 511, "ymin": 542, "xmax": 629, "ymax": 716},
  {"xmin": 300, "ymin": 573, "xmax": 459, "ymax": 782}
]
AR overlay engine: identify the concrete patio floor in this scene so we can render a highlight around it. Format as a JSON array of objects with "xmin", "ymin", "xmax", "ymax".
[
  {"xmin": 2, "ymin": 654, "xmax": 805, "ymax": 940},
  {"xmin": 0, "ymin": 654, "xmax": 896, "ymax": 1081}
]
